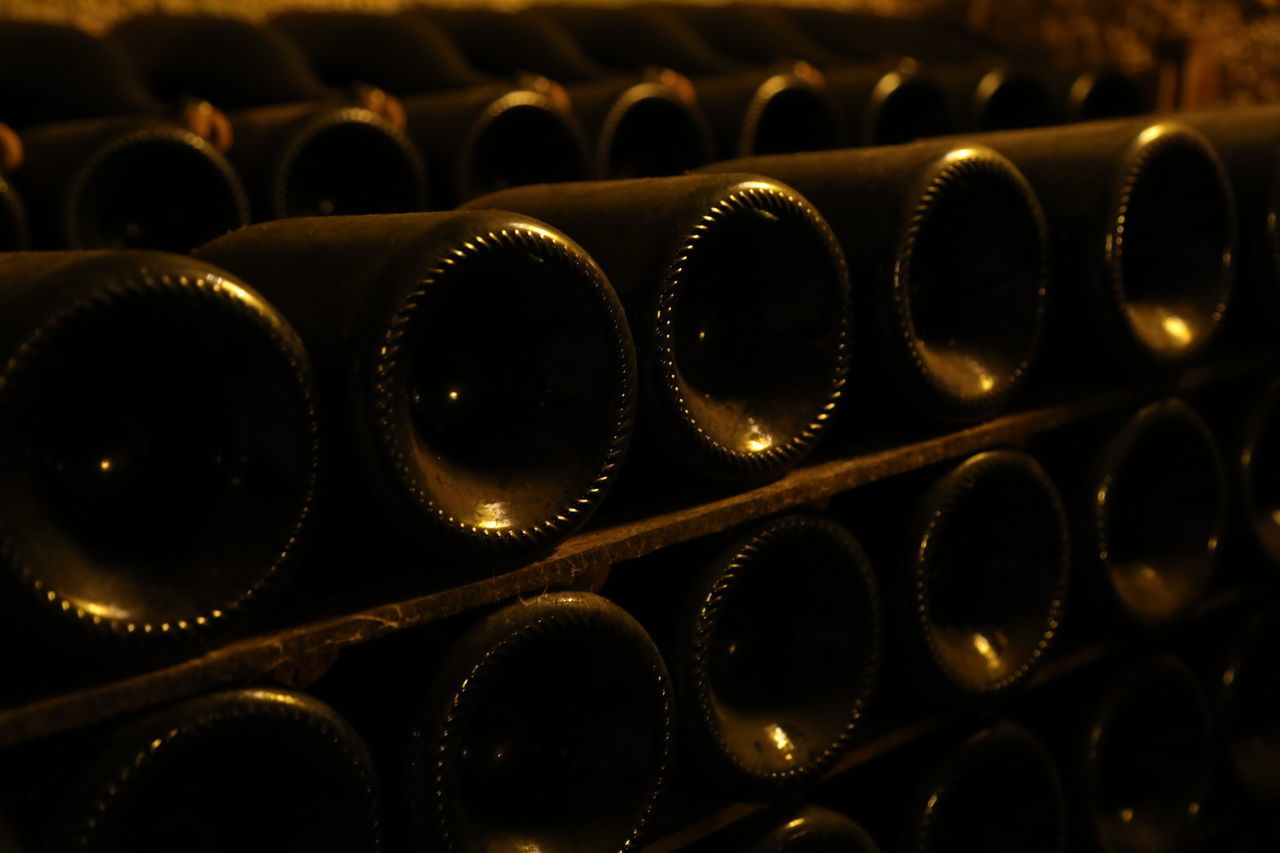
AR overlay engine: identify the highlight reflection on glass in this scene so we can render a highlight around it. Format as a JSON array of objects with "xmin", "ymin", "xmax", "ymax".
[
  {"xmin": 475, "ymin": 501, "xmax": 511, "ymax": 530},
  {"xmin": 767, "ymin": 723, "xmax": 796, "ymax": 762}
]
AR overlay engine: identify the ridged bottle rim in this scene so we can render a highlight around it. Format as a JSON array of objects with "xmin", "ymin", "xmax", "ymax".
[
  {"xmin": 682, "ymin": 514, "xmax": 881, "ymax": 796},
  {"xmin": 68, "ymin": 688, "xmax": 381, "ymax": 850},
  {"xmin": 412, "ymin": 591, "xmax": 674, "ymax": 853},
  {"xmin": 652, "ymin": 179, "xmax": 851, "ymax": 480},
  {"xmin": 456, "ymin": 89, "xmax": 590, "ymax": 201},
  {"xmin": 272, "ymin": 105, "xmax": 427, "ymax": 220},
  {"xmin": 1104, "ymin": 121, "xmax": 1236, "ymax": 363},
  {"xmin": 892, "ymin": 144, "xmax": 1049, "ymax": 419},
  {"xmin": 0, "ymin": 258, "xmax": 319, "ymax": 643},
  {"xmin": 972, "ymin": 66, "xmax": 1053, "ymax": 130},
  {"xmin": 1084, "ymin": 654, "xmax": 1214, "ymax": 852},
  {"xmin": 594, "ymin": 80, "xmax": 713, "ymax": 178},
  {"xmin": 862, "ymin": 69, "xmax": 948, "ymax": 147},
  {"xmin": 912, "ymin": 449, "xmax": 1070, "ymax": 696},
  {"xmin": 912, "ymin": 721, "xmax": 1067, "ymax": 853},
  {"xmin": 1090, "ymin": 398, "xmax": 1226, "ymax": 626},
  {"xmin": 1067, "ymin": 68, "xmax": 1146, "ymax": 121},
  {"xmin": 65, "ymin": 124, "xmax": 250, "ymax": 250},
  {"xmin": 370, "ymin": 223, "xmax": 636, "ymax": 551},
  {"xmin": 740, "ymin": 72, "xmax": 835, "ymax": 158}
]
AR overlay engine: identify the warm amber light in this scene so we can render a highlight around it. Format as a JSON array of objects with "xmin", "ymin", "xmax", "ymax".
[
  {"xmin": 475, "ymin": 501, "xmax": 512, "ymax": 530},
  {"xmin": 943, "ymin": 147, "xmax": 979, "ymax": 163},
  {"xmin": 1161, "ymin": 315, "xmax": 1192, "ymax": 346},
  {"xmin": 75, "ymin": 599, "xmax": 132, "ymax": 620},
  {"xmin": 99, "ymin": 459, "xmax": 112, "ymax": 472},
  {"xmin": 743, "ymin": 418, "xmax": 774, "ymax": 453},
  {"xmin": 768, "ymin": 724, "xmax": 795, "ymax": 761},
  {"xmin": 971, "ymin": 631, "xmax": 1006, "ymax": 675}
]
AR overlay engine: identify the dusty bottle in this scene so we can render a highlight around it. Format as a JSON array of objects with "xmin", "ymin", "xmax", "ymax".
[
  {"xmin": 393, "ymin": 7, "xmax": 715, "ymax": 178},
  {"xmin": 701, "ymin": 142, "xmax": 1048, "ymax": 423},
  {"xmin": 461, "ymin": 173, "xmax": 850, "ymax": 487},
  {"xmin": 1176, "ymin": 106, "xmax": 1280, "ymax": 335},
  {"xmin": 405, "ymin": 592, "xmax": 673, "ymax": 853},
  {"xmin": 684, "ymin": 515, "xmax": 878, "ymax": 798},
  {"xmin": 271, "ymin": 11, "xmax": 594, "ymax": 205},
  {"xmin": 110, "ymin": 15, "xmax": 427, "ymax": 220},
  {"xmin": 791, "ymin": 9, "xmax": 1147, "ymax": 124},
  {"xmin": 955, "ymin": 120, "xmax": 1236, "ymax": 372},
  {"xmin": 195, "ymin": 212, "xmax": 635, "ymax": 562},
  {"xmin": 539, "ymin": 4, "xmax": 841, "ymax": 158},
  {"xmin": 781, "ymin": 7, "xmax": 1057, "ymax": 131},
  {"xmin": 38, "ymin": 688, "xmax": 382, "ymax": 852},
  {"xmin": 1075, "ymin": 655, "xmax": 1214, "ymax": 853},
  {"xmin": 658, "ymin": 3, "xmax": 951, "ymax": 145},
  {"xmin": 1085, "ymin": 399, "xmax": 1226, "ymax": 628},
  {"xmin": 899, "ymin": 450, "xmax": 1070, "ymax": 703},
  {"xmin": 606, "ymin": 513, "xmax": 881, "ymax": 801},
  {"xmin": 0, "ymin": 252, "xmax": 317, "ymax": 659},
  {"xmin": 1044, "ymin": 67, "xmax": 1149, "ymax": 122},
  {"xmin": 905, "ymin": 721, "xmax": 1067, "ymax": 853},
  {"xmin": 19, "ymin": 117, "xmax": 249, "ymax": 251},
  {"xmin": 0, "ymin": 22, "xmax": 248, "ymax": 250}
]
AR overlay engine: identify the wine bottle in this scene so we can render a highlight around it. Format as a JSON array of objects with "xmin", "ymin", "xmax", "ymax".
[
  {"xmin": 1176, "ymin": 106, "xmax": 1280, "ymax": 335},
  {"xmin": 700, "ymin": 142, "xmax": 1048, "ymax": 422},
  {"xmin": 656, "ymin": 3, "xmax": 951, "ymax": 145},
  {"xmin": 1049, "ymin": 67, "xmax": 1149, "ymax": 122},
  {"xmin": 1086, "ymin": 399, "xmax": 1225, "ymax": 628},
  {"xmin": 539, "ymin": 4, "xmax": 841, "ymax": 158},
  {"xmin": 905, "ymin": 721, "xmax": 1066, "ymax": 853},
  {"xmin": 960, "ymin": 119, "xmax": 1235, "ymax": 371},
  {"xmin": 900, "ymin": 450, "xmax": 1070, "ymax": 703},
  {"xmin": 780, "ymin": 8, "xmax": 1057, "ymax": 131},
  {"xmin": 269, "ymin": 11, "xmax": 591, "ymax": 203},
  {"xmin": 397, "ymin": 7, "xmax": 714, "ymax": 177},
  {"xmin": 634, "ymin": 513, "xmax": 880, "ymax": 801},
  {"xmin": 1075, "ymin": 655, "xmax": 1214, "ymax": 853},
  {"xmin": 47, "ymin": 688, "xmax": 381, "ymax": 851},
  {"xmin": 18, "ymin": 118, "xmax": 249, "ymax": 251},
  {"xmin": 110, "ymin": 15, "xmax": 427, "ymax": 220},
  {"xmin": 461, "ymin": 173, "xmax": 850, "ymax": 486},
  {"xmin": 0, "ymin": 252, "xmax": 316, "ymax": 663},
  {"xmin": 1216, "ymin": 605, "xmax": 1280, "ymax": 805},
  {"xmin": 405, "ymin": 591, "xmax": 673, "ymax": 853},
  {"xmin": 0, "ymin": 22, "xmax": 248, "ymax": 251},
  {"xmin": 195, "ymin": 212, "xmax": 635, "ymax": 561},
  {"xmin": 941, "ymin": 64, "xmax": 1058, "ymax": 131}
]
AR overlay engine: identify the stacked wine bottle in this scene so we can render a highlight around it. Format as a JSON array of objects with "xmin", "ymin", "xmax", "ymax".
[{"xmin": 0, "ymin": 6, "xmax": 1275, "ymax": 853}]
